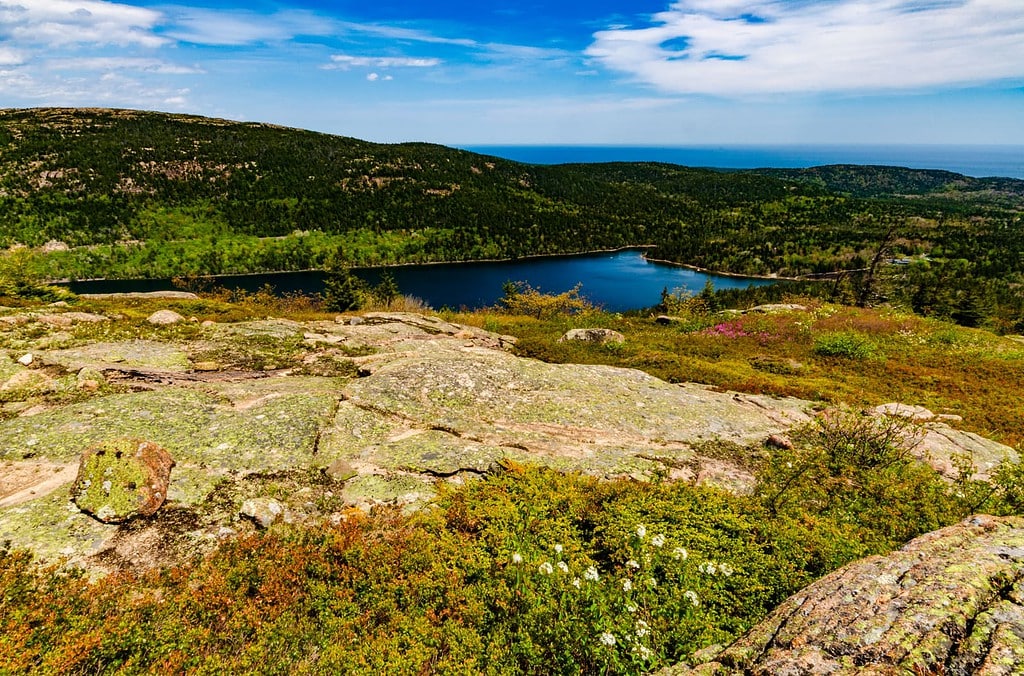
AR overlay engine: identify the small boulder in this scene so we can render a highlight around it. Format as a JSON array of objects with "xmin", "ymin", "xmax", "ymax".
[
  {"xmin": 558, "ymin": 328, "xmax": 626, "ymax": 345},
  {"xmin": 17, "ymin": 353, "xmax": 33, "ymax": 366},
  {"xmin": 240, "ymin": 498, "xmax": 285, "ymax": 528},
  {"xmin": 72, "ymin": 439, "xmax": 175, "ymax": 523},
  {"xmin": 147, "ymin": 310, "xmax": 186, "ymax": 325}
]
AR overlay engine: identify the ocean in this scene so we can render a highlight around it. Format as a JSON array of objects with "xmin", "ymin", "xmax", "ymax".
[{"xmin": 460, "ymin": 145, "xmax": 1024, "ymax": 180}]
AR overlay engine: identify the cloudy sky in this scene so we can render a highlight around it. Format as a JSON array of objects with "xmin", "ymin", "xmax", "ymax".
[{"xmin": 0, "ymin": 0, "xmax": 1022, "ymax": 144}]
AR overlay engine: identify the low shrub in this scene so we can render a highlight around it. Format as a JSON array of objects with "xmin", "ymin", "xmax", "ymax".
[{"xmin": 812, "ymin": 331, "xmax": 876, "ymax": 359}]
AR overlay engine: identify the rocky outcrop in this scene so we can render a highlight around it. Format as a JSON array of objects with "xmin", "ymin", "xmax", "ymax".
[
  {"xmin": 72, "ymin": 439, "xmax": 174, "ymax": 523},
  {"xmin": 0, "ymin": 310, "xmax": 1018, "ymax": 571},
  {"xmin": 873, "ymin": 402, "xmax": 1019, "ymax": 480},
  {"xmin": 747, "ymin": 303, "xmax": 808, "ymax": 314},
  {"xmin": 79, "ymin": 291, "xmax": 199, "ymax": 300},
  {"xmin": 665, "ymin": 515, "xmax": 1024, "ymax": 675}
]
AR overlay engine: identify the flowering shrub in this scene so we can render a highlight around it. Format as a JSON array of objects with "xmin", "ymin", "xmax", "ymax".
[
  {"xmin": 700, "ymin": 321, "xmax": 770, "ymax": 342},
  {"xmin": 0, "ymin": 429, "xmax": 1016, "ymax": 674}
]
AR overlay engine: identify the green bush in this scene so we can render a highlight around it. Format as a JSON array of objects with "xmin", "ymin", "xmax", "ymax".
[{"xmin": 812, "ymin": 331, "xmax": 876, "ymax": 359}]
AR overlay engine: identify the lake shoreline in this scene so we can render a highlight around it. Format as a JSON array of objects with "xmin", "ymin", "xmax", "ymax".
[
  {"xmin": 56, "ymin": 244, "xmax": 661, "ymax": 284},
  {"xmin": 640, "ymin": 253, "xmax": 806, "ymax": 282}
]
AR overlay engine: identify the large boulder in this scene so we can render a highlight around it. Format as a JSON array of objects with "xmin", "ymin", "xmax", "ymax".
[
  {"xmin": 558, "ymin": 328, "xmax": 625, "ymax": 344},
  {"xmin": 71, "ymin": 439, "xmax": 175, "ymax": 523},
  {"xmin": 667, "ymin": 515, "xmax": 1024, "ymax": 675}
]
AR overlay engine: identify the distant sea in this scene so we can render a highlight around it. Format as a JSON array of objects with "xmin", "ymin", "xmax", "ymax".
[{"xmin": 461, "ymin": 145, "xmax": 1024, "ymax": 180}]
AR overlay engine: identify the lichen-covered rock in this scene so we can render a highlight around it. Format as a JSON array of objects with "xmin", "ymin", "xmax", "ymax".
[
  {"xmin": 666, "ymin": 515, "xmax": 1024, "ymax": 675},
  {"xmin": 147, "ymin": 309, "xmax": 185, "ymax": 325},
  {"xmin": 316, "ymin": 344, "xmax": 815, "ymax": 506},
  {"xmin": 72, "ymin": 439, "xmax": 174, "ymax": 523},
  {"xmin": 41, "ymin": 340, "xmax": 191, "ymax": 372},
  {"xmin": 558, "ymin": 328, "xmax": 626, "ymax": 344}
]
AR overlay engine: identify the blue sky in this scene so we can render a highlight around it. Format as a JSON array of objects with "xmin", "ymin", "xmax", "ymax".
[{"xmin": 0, "ymin": 0, "xmax": 1022, "ymax": 145}]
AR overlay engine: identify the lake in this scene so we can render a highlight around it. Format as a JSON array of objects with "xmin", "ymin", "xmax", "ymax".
[{"xmin": 68, "ymin": 249, "xmax": 777, "ymax": 312}]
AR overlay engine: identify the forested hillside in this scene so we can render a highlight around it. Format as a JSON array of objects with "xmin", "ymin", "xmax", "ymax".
[{"xmin": 2, "ymin": 108, "xmax": 1023, "ymax": 329}]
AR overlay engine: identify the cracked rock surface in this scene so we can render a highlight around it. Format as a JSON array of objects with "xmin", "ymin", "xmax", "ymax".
[
  {"xmin": 663, "ymin": 514, "xmax": 1024, "ymax": 675},
  {"xmin": 0, "ymin": 309, "xmax": 1018, "ymax": 572}
]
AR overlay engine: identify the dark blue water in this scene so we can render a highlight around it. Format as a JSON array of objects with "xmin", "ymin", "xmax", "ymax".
[
  {"xmin": 68, "ymin": 249, "xmax": 775, "ymax": 312},
  {"xmin": 462, "ymin": 145, "xmax": 1024, "ymax": 180}
]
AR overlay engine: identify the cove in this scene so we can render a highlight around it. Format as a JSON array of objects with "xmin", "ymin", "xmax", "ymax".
[{"xmin": 67, "ymin": 249, "xmax": 777, "ymax": 312}]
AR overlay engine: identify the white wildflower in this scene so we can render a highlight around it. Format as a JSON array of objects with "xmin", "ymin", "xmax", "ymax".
[
  {"xmin": 635, "ymin": 644, "xmax": 653, "ymax": 660},
  {"xmin": 554, "ymin": 544, "xmax": 563, "ymax": 554},
  {"xmin": 651, "ymin": 534, "xmax": 666, "ymax": 548},
  {"xmin": 636, "ymin": 524, "xmax": 647, "ymax": 540},
  {"xmin": 684, "ymin": 590, "xmax": 700, "ymax": 607},
  {"xmin": 511, "ymin": 552, "xmax": 523, "ymax": 564},
  {"xmin": 648, "ymin": 577, "xmax": 657, "ymax": 588},
  {"xmin": 599, "ymin": 632, "xmax": 616, "ymax": 647},
  {"xmin": 626, "ymin": 559, "xmax": 640, "ymax": 569},
  {"xmin": 672, "ymin": 547, "xmax": 688, "ymax": 561},
  {"xmin": 718, "ymin": 563, "xmax": 734, "ymax": 577},
  {"xmin": 626, "ymin": 603, "xmax": 638, "ymax": 613},
  {"xmin": 572, "ymin": 577, "xmax": 582, "ymax": 589},
  {"xmin": 539, "ymin": 561, "xmax": 554, "ymax": 575},
  {"xmin": 584, "ymin": 566, "xmax": 600, "ymax": 582},
  {"xmin": 557, "ymin": 561, "xmax": 569, "ymax": 574},
  {"xmin": 622, "ymin": 578, "xmax": 632, "ymax": 592},
  {"xmin": 635, "ymin": 620, "xmax": 649, "ymax": 637}
]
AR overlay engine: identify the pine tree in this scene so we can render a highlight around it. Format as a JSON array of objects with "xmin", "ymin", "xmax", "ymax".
[{"xmin": 322, "ymin": 266, "xmax": 365, "ymax": 312}]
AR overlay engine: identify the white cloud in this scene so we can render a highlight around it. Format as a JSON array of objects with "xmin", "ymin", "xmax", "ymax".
[
  {"xmin": 587, "ymin": 0, "xmax": 1024, "ymax": 95},
  {"xmin": 477, "ymin": 42, "xmax": 573, "ymax": 63},
  {"xmin": 366, "ymin": 72, "xmax": 378, "ymax": 81},
  {"xmin": 335, "ymin": 20, "xmax": 476, "ymax": 47},
  {"xmin": 0, "ymin": 0, "xmax": 166, "ymax": 47},
  {"xmin": 326, "ymin": 54, "xmax": 442, "ymax": 70},
  {"xmin": 45, "ymin": 57, "xmax": 203, "ymax": 74},
  {"xmin": 162, "ymin": 8, "xmax": 333, "ymax": 46},
  {"xmin": 0, "ymin": 65, "xmax": 193, "ymax": 109},
  {"xmin": 0, "ymin": 45, "xmax": 24, "ymax": 65}
]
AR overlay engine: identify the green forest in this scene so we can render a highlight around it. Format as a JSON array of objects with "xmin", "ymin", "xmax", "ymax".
[{"xmin": 2, "ymin": 108, "xmax": 1023, "ymax": 329}]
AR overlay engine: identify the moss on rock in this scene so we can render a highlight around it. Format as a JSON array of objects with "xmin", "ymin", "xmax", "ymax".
[{"xmin": 71, "ymin": 438, "xmax": 174, "ymax": 523}]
